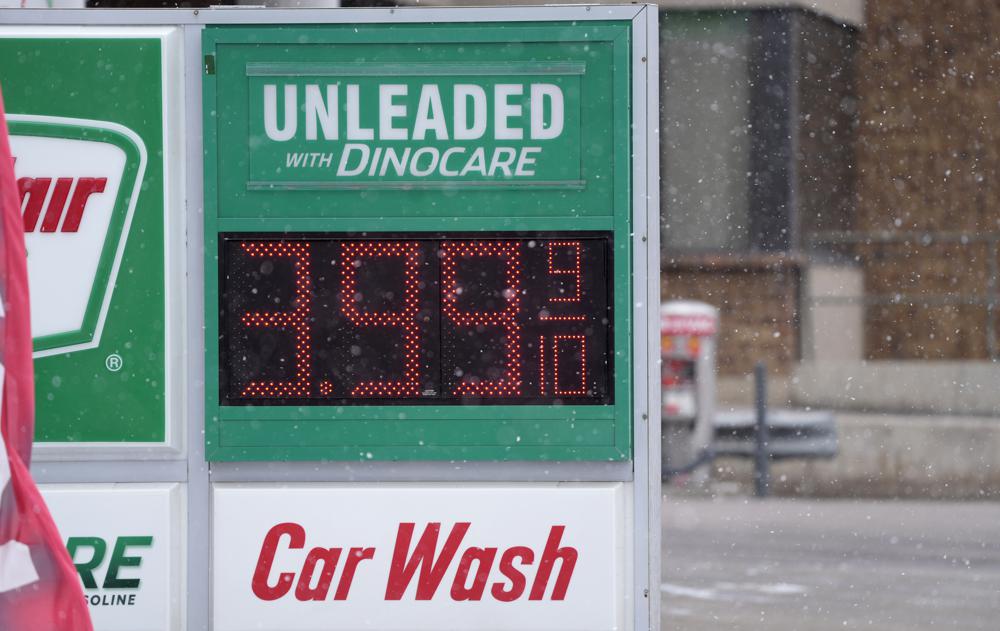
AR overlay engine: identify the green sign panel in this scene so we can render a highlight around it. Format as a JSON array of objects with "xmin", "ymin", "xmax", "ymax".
[
  {"xmin": 204, "ymin": 23, "xmax": 632, "ymax": 461},
  {"xmin": 0, "ymin": 35, "xmax": 169, "ymax": 443}
]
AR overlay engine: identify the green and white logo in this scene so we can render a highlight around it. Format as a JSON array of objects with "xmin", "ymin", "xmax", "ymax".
[
  {"xmin": 67, "ymin": 535, "xmax": 154, "ymax": 608},
  {"xmin": 246, "ymin": 62, "xmax": 583, "ymax": 190},
  {"xmin": 9, "ymin": 115, "xmax": 146, "ymax": 358},
  {"xmin": 2, "ymin": 31, "xmax": 172, "ymax": 445}
]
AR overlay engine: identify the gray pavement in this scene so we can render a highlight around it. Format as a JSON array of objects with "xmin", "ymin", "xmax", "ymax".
[{"xmin": 661, "ymin": 496, "xmax": 1000, "ymax": 630}]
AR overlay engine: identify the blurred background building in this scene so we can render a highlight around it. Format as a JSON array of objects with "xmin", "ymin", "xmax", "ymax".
[{"xmin": 652, "ymin": 0, "xmax": 1000, "ymax": 497}]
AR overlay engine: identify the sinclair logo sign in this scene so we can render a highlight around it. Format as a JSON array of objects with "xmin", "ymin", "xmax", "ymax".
[
  {"xmin": 245, "ymin": 62, "xmax": 584, "ymax": 190},
  {"xmin": 8, "ymin": 115, "xmax": 146, "ymax": 358}
]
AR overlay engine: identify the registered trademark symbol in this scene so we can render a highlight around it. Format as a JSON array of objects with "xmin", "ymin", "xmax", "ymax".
[{"xmin": 105, "ymin": 354, "xmax": 123, "ymax": 372}]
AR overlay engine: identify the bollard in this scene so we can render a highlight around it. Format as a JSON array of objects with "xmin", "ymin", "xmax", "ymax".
[{"xmin": 754, "ymin": 362, "xmax": 770, "ymax": 498}]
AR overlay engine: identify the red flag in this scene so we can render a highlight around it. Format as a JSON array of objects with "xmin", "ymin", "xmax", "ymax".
[{"xmin": 0, "ymin": 86, "xmax": 93, "ymax": 630}]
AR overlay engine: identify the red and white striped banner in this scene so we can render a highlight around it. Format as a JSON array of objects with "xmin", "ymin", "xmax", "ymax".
[{"xmin": 0, "ymin": 85, "xmax": 92, "ymax": 631}]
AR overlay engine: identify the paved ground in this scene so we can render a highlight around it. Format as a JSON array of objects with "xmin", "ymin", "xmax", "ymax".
[{"xmin": 661, "ymin": 496, "xmax": 1000, "ymax": 630}]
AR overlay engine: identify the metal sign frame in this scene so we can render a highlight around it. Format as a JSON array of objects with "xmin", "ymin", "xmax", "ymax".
[
  {"xmin": 2, "ymin": 6, "xmax": 660, "ymax": 631},
  {"xmin": 202, "ymin": 19, "xmax": 634, "ymax": 463}
]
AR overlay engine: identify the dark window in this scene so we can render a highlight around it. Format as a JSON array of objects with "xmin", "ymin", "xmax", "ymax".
[{"xmin": 661, "ymin": 10, "xmax": 856, "ymax": 258}]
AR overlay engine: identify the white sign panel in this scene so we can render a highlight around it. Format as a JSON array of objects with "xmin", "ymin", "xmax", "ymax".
[
  {"xmin": 41, "ymin": 484, "xmax": 184, "ymax": 631},
  {"xmin": 213, "ymin": 483, "xmax": 628, "ymax": 631},
  {"xmin": 9, "ymin": 117, "xmax": 146, "ymax": 355}
]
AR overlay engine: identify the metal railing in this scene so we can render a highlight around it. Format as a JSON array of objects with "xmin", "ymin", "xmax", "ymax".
[{"xmin": 663, "ymin": 363, "xmax": 838, "ymax": 497}]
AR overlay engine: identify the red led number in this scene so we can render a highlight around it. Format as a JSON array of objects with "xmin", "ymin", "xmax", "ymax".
[
  {"xmin": 553, "ymin": 335, "xmax": 588, "ymax": 396},
  {"xmin": 240, "ymin": 242, "xmax": 312, "ymax": 398},
  {"xmin": 232, "ymin": 236, "xmax": 603, "ymax": 402},
  {"xmin": 441, "ymin": 241, "xmax": 523, "ymax": 397},
  {"xmin": 537, "ymin": 241, "xmax": 590, "ymax": 397},
  {"xmin": 539, "ymin": 335, "xmax": 547, "ymax": 396},
  {"xmin": 338, "ymin": 241, "xmax": 423, "ymax": 397},
  {"xmin": 538, "ymin": 241, "xmax": 586, "ymax": 322},
  {"xmin": 538, "ymin": 334, "xmax": 589, "ymax": 397},
  {"xmin": 547, "ymin": 241, "xmax": 582, "ymax": 303}
]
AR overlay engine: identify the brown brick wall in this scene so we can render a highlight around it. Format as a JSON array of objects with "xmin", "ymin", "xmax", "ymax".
[
  {"xmin": 857, "ymin": 1, "xmax": 1000, "ymax": 359},
  {"xmin": 662, "ymin": 259, "xmax": 800, "ymax": 376}
]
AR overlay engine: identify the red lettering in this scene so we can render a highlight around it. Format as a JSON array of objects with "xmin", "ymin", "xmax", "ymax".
[
  {"xmin": 294, "ymin": 547, "xmax": 342, "ymax": 601},
  {"xmin": 61, "ymin": 177, "xmax": 107, "ymax": 232},
  {"xmin": 334, "ymin": 547, "xmax": 375, "ymax": 600},
  {"xmin": 252, "ymin": 523, "xmax": 305, "ymax": 601},
  {"xmin": 450, "ymin": 547, "xmax": 497, "ymax": 601},
  {"xmin": 250, "ymin": 522, "xmax": 575, "ymax": 604},
  {"xmin": 491, "ymin": 546, "xmax": 534, "ymax": 602},
  {"xmin": 40, "ymin": 177, "xmax": 72, "ymax": 232},
  {"xmin": 17, "ymin": 176, "xmax": 51, "ymax": 232},
  {"xmin": 528, "ymin": 526, "xmax": 577, "ymax": 600},
  {"xmin": 385, "ymin": 522, "xmax": 470, "ymax": 600}
]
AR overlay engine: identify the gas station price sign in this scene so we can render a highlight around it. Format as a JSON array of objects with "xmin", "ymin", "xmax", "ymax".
[
  {"xmin": 220, "ymin": 233, "xmax": 612, "ymax": 406},
  {"xmin": 203, "ymin": 22, "xmax": 634, "ymax": 461},
  {"xmin": 0, "ymin": 9, "xmax": 657, "ymax": 631}
]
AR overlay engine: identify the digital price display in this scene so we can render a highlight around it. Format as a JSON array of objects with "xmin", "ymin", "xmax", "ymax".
[{"xmin": 219, "ymin": 233, "xmax": 613, "ymax": 405}]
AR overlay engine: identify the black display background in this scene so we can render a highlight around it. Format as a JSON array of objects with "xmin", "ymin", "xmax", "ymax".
[{"xmin": 219, "ymin": 232, "xmax": 613, "ymax": 405}]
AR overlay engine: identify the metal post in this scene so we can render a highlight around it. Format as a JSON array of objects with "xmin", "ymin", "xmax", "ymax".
[
  {"xmin": 754, "ymin": 362, "xmax": 770, "ymax": 498},
  {"xmin": 987, "ymin": 237, "xmax": 999, "ymax": 360}
]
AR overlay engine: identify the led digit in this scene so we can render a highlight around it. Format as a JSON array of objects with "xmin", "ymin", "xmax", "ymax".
[
  {"xmin": 441, "ymin": 241, "xmax": 523, "ymax": 397},
  {"xmin": 552, "ymin": 335, "xmax": 588, "ymax": 397},
  {"xmin": 546, "ymin": 241, "xmax": 582, "ymax": 303},
  {"xmin": 339, "ymin": 241, "xmax": 423, "ymax": 397},
  {"xmin": 239, "ymin": 241, "xmax": 313, "ymax": 398},
  {"xmin": 538, "ymin": 335, "xmax": 547, "ymax": 396}
]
